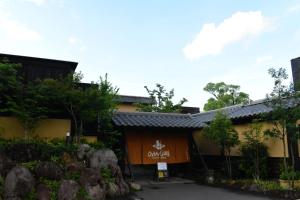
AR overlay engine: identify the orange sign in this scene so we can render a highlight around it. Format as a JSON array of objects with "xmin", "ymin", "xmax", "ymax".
[{"xmin": 126, "ymin": 130, "xmax": 190, "ymax": 164}]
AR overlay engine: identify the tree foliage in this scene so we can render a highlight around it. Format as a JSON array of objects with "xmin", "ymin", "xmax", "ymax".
[
  {"xmin": 203, "ymin": 111, "xmax": 239, "ymax": 178},
  {"xmin": 203, "ymin": 82, "xmax": 250, "ymax": 111},
  {"xmin": 0, "ymin": 59, "xmax": 49, "ymax": 139},
  {"xmin": 137, "ymin": 83, "xmax": 187, "ymax": 113},
  {"xmin": 239, "ymin": 121, "xmax": 269, "ymax": 180},
  {"xmin": 0, "ymin": 59, "xmax": 118, "ymax": 141},
  {"xmin": 264, "ymin": 68, "xmax": 300, "ymax": 176},
  {"xmin": 39, "ymin": 73, "xmax": 119, "ymax": 141}
]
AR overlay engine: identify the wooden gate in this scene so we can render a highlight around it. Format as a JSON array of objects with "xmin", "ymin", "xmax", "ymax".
[{"xmin": 126, "ymin": 130, "xmax": 190, "ymax": 165}]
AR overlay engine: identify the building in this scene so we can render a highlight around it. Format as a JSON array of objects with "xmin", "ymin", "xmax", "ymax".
[{"xmin": 1, "ymin": 53, "xmax": 300, "ymax": 177}]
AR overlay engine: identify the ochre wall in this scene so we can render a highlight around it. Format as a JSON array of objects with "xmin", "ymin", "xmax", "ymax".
[
  {"xmin": 193, "ymin": 122, "xmax": 289, "ymax": 158},
  {"xmin": 117, "ymin": 104, "xmax": 138, "ymax": 112},
  {"xmin": 0, "ymin": 116, "xmax": 71, "ymax": 139},
  {"xmin": 126, "ymin": 129, "xmax": 190, "ymax": 165},
  {"xmin": 83, "ymin": 136, "xmax": 98, "ymax": 143}
]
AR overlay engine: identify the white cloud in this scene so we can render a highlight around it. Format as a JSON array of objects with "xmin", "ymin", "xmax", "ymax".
[
  {"xmin": 23, "ymin": 0, "xmax": 47, "ymax": 6},
  {"xmin": 183, "ymin": 11, "xmax": 269, "ymax": 60},
  {"xmin": 256, "ymin": 55, "xmax": 273, "ymax": 64},
  {"xmin": 0, "ymin": 5, "xmax": 41, "ymax": 41},
  {"xmin": 68, "ymin": 36, "xmax": 79, "ymax": 45},
  {"xmin": 288, "ymin": 4, "xmax": 300, "ymax": 12}
]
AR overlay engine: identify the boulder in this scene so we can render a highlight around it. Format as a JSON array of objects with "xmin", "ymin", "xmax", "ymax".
[
  {"xmin": 108, "ymin": 164, "xmax": 124, "ymax": 183},
  {"xmin": 77, "ymin": 144, "xmax": 94, "ymax": 161},
  {"xmin": 249, "ymin": 184, "xmax": 259, "ymax": 192},
  {"xmin": 0, "ymin": 154, "xmax": 16, "ymax": 177},
  {"xmin": 58, "ymin": 180, "xmax": 80, "ymax": 200},
  {"xmin": 36, "ymin": 183, "xmax": 51, "ymax": 200},
  {"xmin": 84, "ymin": 184, "xmax": 105, "ymax": 200},
  {"xmin": 118, "ymin": 179, "xmax": 130, "ymax": 195},
  {"xmin": 35, "ymin": 162, "xmax": 63, "ymax": 180},
  {"xmin": 4, "ymin": 166, "xmax": 35, "ymax": 199},
  {"xmin": 66, "ymin": 162, "xmax": 83, "ymax": 173},
  {"xmin": 106, "ymin": 182, "xmax": 120, "ymax": 198},
  {"xmin": 79, "ymin": 168, "xmax": 106, "ymax": 200},
  {"xmin": 129, "ymin": 182, "xmax": 142, "ymax": 191},
  {"xmin": 80, "ymin": 168, "xmax": 104, "ymax": 187},
  {"xmin": 89, "ymin": 149, "xmax": 118, "ymax": 169},
  {"xmin": 107, "ymin": 164, "xmax": 129, "ymax": 195}
]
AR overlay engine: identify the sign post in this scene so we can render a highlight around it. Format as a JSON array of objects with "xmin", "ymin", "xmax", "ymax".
[{"xmin": 157, "ymin": 162, "xmax": 168, "ymax": 181}]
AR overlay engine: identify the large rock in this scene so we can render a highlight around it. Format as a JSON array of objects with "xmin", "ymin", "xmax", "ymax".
[
  {"xmin": 77, "ymin": 144, "xmax": 94, "ymax": 161},
  {"xmin": 90, "ymin": 149, "xmax": 118, "ymax": 169},
  {"xmin": 105, "ymin": 164, "xmax": 129, "ymax": 196},
  {"xmin": 129, "ymin": 182, "xmax": 142, "ymax": 191},
  {"xmin": 106, "ymin": 182, "xmax": 120, "ymax": 198},
  {"xmin": 0, "ymin": 154, "xmax": 16, "ymax": 177},
  {"xmin": 58, "ymin": 180, "xmax": 80, "ymax": 200},
  {"xmin": 80, "ymin": 168, "xmax": 103, "ymax": 187},
  {"xmin": 35, "ymin": 162, "xmax": 63, "ymax": 180},
  {"xmin": 85, "ymin": 184, "xmax": 105, "ymax": 200},
  {"xmin": 66, "ymin": 162, "xmax": 83, "ymax": 173},
  {"xmin": 79, "ymin": 168, "xmax": 106, "ymax": 200},
  {"xmin": 4, "ymin": 166, "xmax": 35, "ymax": 199},
  {"xmin": 36, "ymin": 184, "xmax": 51, "ymax": 200}
]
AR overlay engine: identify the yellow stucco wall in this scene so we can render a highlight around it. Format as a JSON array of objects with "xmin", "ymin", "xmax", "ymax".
[
  {"xmin": 83, "ymin": 136, "xmax": 98, "ymax": 143},
  {"xmin": 193, "ymin": 122, "xmax": 289, "ymax": 158},
  {"xmin": 0, "ymin": 116, "xmax": 71, "ymax": 140},
  {"xmin": 117, "ymin": 104, "xmax": 139, "ymax": 112}
]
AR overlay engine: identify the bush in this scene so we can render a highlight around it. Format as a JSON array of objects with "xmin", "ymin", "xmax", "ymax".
[
  {"xmin": 239, "ymin": 142, "xmax": 268, "ymax": 179},
  {"xmin": 101, "ymin": 167, "xmax": 115, "ymax": 184},
  {"xmin": 21, "ymin": 160, "xmax": 39, "ymax": 171},
  {"xmin": 280, "ymin": 170, "xmax": 300, "ymax": 180},
  {"xmin": 40, "ymin": 178, "xmax": 60, "ymax": 200},
  {"xmin": 255, "ymin": 180, "xmax": 283, "ymax": 191},
  {"xmin": 0, "ymin": 138, "xmax": 78, "ymax": 162}
]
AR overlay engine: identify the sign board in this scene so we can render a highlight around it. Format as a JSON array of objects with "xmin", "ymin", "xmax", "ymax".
[
  {"xmin": 157, "ymin": 162, "xmax": 168, "ymax": 180},
  {"xmin": 157, "ymin": 162, "xmax": 167, "ymax": 170}
]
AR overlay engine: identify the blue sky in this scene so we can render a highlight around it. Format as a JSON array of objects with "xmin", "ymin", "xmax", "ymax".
[{"xmin": 1, "ymin": 0, "xmax": 300, "ymax": 109}]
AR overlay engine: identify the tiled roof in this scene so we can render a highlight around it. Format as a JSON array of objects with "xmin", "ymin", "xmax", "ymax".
[
  {"xmin": 112, "ymin": 98, "xmax": 300, "ymax": 129},
  {"xmin": 116, "ymin": 95, "xmax": 154, "ymax": 104},
  {"xmin": 112, "ymin": 111, "xmax": 205, "ymax": 128}
]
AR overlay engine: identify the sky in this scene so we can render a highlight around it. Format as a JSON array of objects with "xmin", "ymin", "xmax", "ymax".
[{"xmin": 1, "ymin": 0, "xmax": 300, "ymax": 110}]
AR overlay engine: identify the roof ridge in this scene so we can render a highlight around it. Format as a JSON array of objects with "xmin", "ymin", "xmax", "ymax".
[
  {"xmin": 192, "ymin": 104, "xmax": 241, "ymax": 117},
  {"xmin": 115, "ymin": 111, "xmax": 190, "ymax": 117}
]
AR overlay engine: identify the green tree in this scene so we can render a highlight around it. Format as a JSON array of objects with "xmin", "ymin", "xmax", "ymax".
[
  {"xmin": 264, "ymin": 68, "xmax": 300, "ymax": 176},
  {"xmin": 137, "ymin": 83, "xmax": 187, "ymax": 113},
  {"xmin": 0, "ymin": 59, "xmax": 48, "ymax": 139},
  {"xmin": 240, "ymin": 121, "xmax": 269, "ymax": 180},
  {"xmin": 39, "ymin": 73, "xmax": 118, "ymax": 141},
  {"xmin": 203, "ymin": 111, "xmax": 239, "ymax": 178},
  {"xmin": 203, "ymin": 82, "xmax": 250, "ymax": 111},
  {"xmin": 0, "ymin": 58, "xmax": 20, "ymax": 112}
]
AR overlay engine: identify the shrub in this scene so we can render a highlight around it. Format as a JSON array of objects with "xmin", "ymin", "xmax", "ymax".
[
  {"xmin": 40, "ymin": 178, "xmax": 60, "ymax": 200},
  {"xmin": 24, "ymin": 188, "xmax": 37, "ymax": 200},
  {"xmin": 239, "ymin": 142, "xmax": 268, "ymax": 179},
  {"xmin": 0, "ymin": 138, "xmax": 78, "ymax": 162},
  {"xmin": 64, "ymin": 171, "xmax": 81, "ymax": 182},
  {"xmin": 280, "ymin": 170, "xmax": 300, "ymax": 180},
  {"xmin": 21, "ymin": 160, "xmax": 39, "ymax": 171},
  {"xmin": 77, "ymin": 187, "xmax": 91, "ymax": 200},
  {"xmin": 101, "ymin": 167, "xmax": 115, "ymax": 184},
  {"xmin": 255, "ymin": 180, "xmax": 283, "ymax": 191}
]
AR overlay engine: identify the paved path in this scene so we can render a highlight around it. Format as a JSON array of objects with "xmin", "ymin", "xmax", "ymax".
[{"xmin": 136, "ymin": 183, "xmax": 279, "ymax": 200}]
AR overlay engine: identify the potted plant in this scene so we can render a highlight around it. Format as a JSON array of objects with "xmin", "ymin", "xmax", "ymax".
[{"xmin": 279, "ymin": 170, "xmax": 300, "ymax": 189}]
